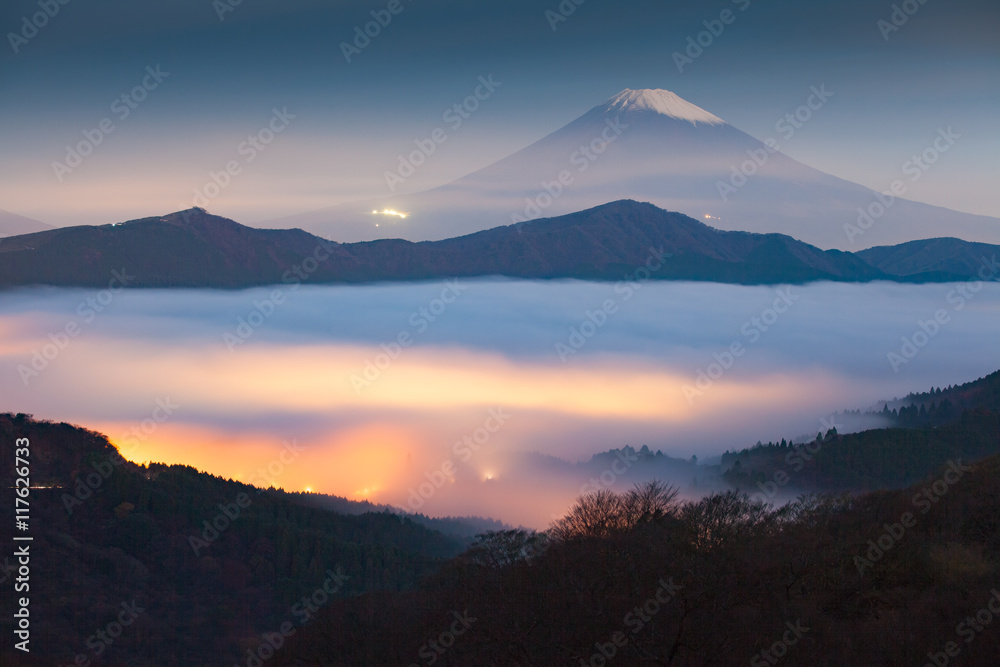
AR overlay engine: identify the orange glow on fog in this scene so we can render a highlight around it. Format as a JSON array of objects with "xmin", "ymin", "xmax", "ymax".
[
  {"xmin": 320, "ymin": 424, "xmax": 415, "ymax": 501},
  {"xmin": 26, "ymin": 339, "xmax": 822, "ymax": 424},
  {"xmin": 0, "ymin": 315, "xmax": 56, "ymax": 356},
  {"xmin": 6, "ymin": 334, "xmax": 853, "ymax": 526},
  {"xmin": 92, "ymin": 421, "xmax": 416, "ymax": 503}
]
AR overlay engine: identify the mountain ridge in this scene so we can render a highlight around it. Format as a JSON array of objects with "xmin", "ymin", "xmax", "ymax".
[
  {"xmin": 857, "ymin": 237, "xmax": 1000, "ymax": 281},
  {"xmin": 1, "ymin": 200, "xmax": 997, "ymax": 289}
]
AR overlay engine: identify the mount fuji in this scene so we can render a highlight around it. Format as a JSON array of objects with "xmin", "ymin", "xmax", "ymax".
[
  {"xmin": 0, "ymin": 208, "xmax": 51, "ymax": 238},
  {"xmin": 268, "ymin": 89, "xmax": 999, "ymax": 250}
]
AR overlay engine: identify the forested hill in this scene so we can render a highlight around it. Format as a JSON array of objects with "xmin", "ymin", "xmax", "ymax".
[
  {"xmin": 270, "ymin": 459, "xmax": 1000, "ymax": 665},
  {"xmin": 723, "ymin": 370, "xmax": 1000, "ymax": 494},
  {"xmin": 0, "ymin": 413, "xmax": 464, "ymax": 666},
  {"xmin": 892, "ymin": 368, "xmax": 1000, "ymax": 417}
]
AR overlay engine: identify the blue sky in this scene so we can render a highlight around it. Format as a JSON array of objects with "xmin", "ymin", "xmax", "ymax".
[{"xmin": 1, "ymin": 0, "xmax": 997, "ymax": 227}]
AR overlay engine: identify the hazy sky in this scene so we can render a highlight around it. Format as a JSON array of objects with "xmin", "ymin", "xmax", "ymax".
[{"xmin": 1, "ymin": 0, "xmax": 997, "ymax": 227}]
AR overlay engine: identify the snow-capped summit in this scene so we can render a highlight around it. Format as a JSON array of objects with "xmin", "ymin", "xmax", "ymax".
[
  {"xmin": 268, "ymin": 87, "xmax": 1000, "ymax": 251},
  {"xmin": 600, "ymin": 88, "xmax": 725, "ymax": 125}
]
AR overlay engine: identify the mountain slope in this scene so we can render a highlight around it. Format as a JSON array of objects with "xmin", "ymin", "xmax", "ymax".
[
  {"xmin": 0, "ymin": 209, "xmax": 342, "ymax": 288},
  {"xmin": 267, "ymin": 88, "xmax": 1000, "ymax": 250},
  {"xmin": 857, "ymin": 237, "xmax": 1000, "ymax": 281},
  {"xmin": 427, "ymin": 199, "xmax": 887, "ymax": 283},
  {"xmin": 0, "ymin": 413, "xmax": 463, "ymax": 666},
  {"xmin": 0, "ymin": 201, "xmax": 894, "ymax": 288},
  {"xmin": 3, "ymin": 200, "xmax": 998, "ymax": 289}
]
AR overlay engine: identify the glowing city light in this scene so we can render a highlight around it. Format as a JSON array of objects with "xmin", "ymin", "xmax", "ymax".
[{"xmin": 372, "ymin": 208, "xmax": 408, "ymax": 219}]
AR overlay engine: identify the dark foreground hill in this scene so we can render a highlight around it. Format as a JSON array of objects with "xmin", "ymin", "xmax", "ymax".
[
  {"xmin": 272, "ymin": 461, "xmax": 1000, "ymax": 666},
  {"xmin": 0, "ymin": 414, "xmax": 464, "ymax": 667},
  {"xmin": 1, "ymin": 200, "xmax": 997, "ymax": 288}
]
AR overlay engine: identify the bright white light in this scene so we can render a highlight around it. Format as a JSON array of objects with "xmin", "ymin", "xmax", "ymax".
[{"xmin": 371, "ymin": 208, "xmax": 408, "ymax": 220}]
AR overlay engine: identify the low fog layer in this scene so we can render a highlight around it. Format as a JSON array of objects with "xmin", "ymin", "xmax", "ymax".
[{"xmin": 2, "ymin": 279, "xmax": 997, "ymax": 526}]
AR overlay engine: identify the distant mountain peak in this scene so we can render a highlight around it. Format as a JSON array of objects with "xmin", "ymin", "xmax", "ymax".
[
  {"xmin": 0, "ymin": 208, "xmax": 52, "ymax": 237},
  {"xmin": 600, "ymin": 89, "xmax": 725, "ymax": 125},
  {"xmin": 154, "ymin": 207, "xmax": 225, "ymax": 227},
  {"xmin": 166, "ymin": 206, "xmax": 209, "ymax": 221}
]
